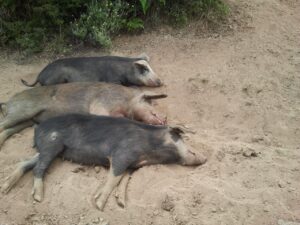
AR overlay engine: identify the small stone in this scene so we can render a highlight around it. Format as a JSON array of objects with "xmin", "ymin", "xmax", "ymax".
[
  {"xmin": 25, "ymin": 213, "xmax": 36, "ymax": 220},
  {"xmin": 92, "ymin": 217, "xmax": 100, "ymax": 224},
  {"xmin": 216, "ymin": 151, "xmax": 225, "ymax": 162},
  {"xmin": 211, "ymin": 207, "xmax": 217, "ymax": 213},
  {"xmin": 223, "ymin": 113, "xmax": 229, "ymax": 117},
  {"xmin": 242, "ymin": 148, "xmax": 258, "ymax": 158},
  {"xmin": 242, "ymin": 87, "xmax": 249, "ymax": 94},
  {"xmin": 94, "ymin": 166, "xmax": 101, "ymax": 173},
  {"xmin": 251, "ymin": 135, "xmax": 264, "ymax": 143},
  {"xmin": 256, "ymin": 89, "xmax": 263, "ymax": 94},
  {"xmin": 201, "ymin": 79, "xmax": 209, "ymax": 84},
  {"xmin": 72, "ymin": 166, "xmax": 86, "ymax": 173},
  {"xmin": 153, "ymin": 209, "xmax": 159, "ymax": 216},
  {"xmin": 192, "ymin": 192, "xmax": 202, "ymax": 205},
  {"xmin": 278, "ymin": 181, "xmax": 285, "ymax": 188},
  {"xmin": 161, "ymin": 194, "xmax": 175, "ymax": 212},
  {"xmin": 288, "ymin": 187, "xmax": 296, "ymax": 192},
  {"xmin": 263, "ymin": 206, "xmax": 269, "ymax": 212}
]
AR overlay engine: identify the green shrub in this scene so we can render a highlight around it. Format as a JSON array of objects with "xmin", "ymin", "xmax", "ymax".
[
  {"xmin": 0, "ymin": 0, "xmax": 87, "ymax": 53},
  {"xmin": 161, "ymin": 0, "xmax": 229, "ymax": 27},
  {"xmin": 0, "ymin": 0, "xmax": 229, "ymax": 54},
  {"xmin": 125, "ymin": 18, "xmax": 144, "ymax": 32},
  {"xmin": 71, "ymin": 0, "xmax": 128, "ymax": 48}
]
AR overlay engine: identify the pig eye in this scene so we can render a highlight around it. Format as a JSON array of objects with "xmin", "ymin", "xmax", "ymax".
[
  {"xmin": 138, "ymin": 65, "xmax": 149, "ymax": 75},
  {"xmin": 142, "ymin": 67, "xmax": 149, "ymax": 75}
]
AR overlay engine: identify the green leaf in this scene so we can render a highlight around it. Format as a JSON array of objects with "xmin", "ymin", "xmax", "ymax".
[
  {"xmin": 139, "ymin": 0, "xmax": 149, "ymax": 15},
  {"xmin": 126, "ymin": 18, "xmax": 144, "ymax": 31}
]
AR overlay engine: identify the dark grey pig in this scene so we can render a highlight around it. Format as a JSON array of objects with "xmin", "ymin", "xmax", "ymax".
[
  {"xmin": 1, "ymin": 114, "xmax": 207, "ymax": 211},
  {"xmin": 21, "ymin": 54, "xmax": 162, "ymax": 87},
  {"xmin": 0, "ymin": 82, "xmax": 167, "ymax": 148}
]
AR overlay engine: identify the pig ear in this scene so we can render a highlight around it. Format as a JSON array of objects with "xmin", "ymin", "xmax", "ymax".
[
  {"xmin": 133, "ymin": 60, "xmax": 149, "ymax": 73},
  {"xmin": 169, "ymin": 124, "xmax": 196, "ymax": 134},
  {"xmin": 134, "ymin": 60, "xmax": 148, "ymax": 68},
  {"xmin": 170, "ymin": 127, "xmax": 185, "ymax": 136},
  {"xmin": 137, "ymin": 53, "xmax": 150, "ymax": 62},
  {"xmin": 142, "ymin": 93, "xmax": 168, "ymax": 101}
]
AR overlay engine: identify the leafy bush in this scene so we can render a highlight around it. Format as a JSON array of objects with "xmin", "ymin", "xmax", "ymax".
[
  {"xmin": 0, "ymin": 0, "xmax": 87, "ymax": 54},
  {"xmin": 0, "ymin": 0, "xmax": 229, "ymax": 54},
  {"xmin": 148, "ymin": 0, "xmax": 229, "ymax": 27},
  {"xmin": 71, "ymin": 0, "xmax": 128, "ymax": 48}
]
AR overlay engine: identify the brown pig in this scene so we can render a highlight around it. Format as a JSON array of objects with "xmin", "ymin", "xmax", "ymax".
[{"xmin": 0, "ymin": 82, "xmax": 167, "ymax": 148}]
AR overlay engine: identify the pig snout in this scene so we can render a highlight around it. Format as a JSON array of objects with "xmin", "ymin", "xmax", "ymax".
[
  {"xmin": 146, "ymin": 78, "xmax": 163, "ymax": 87},
  {"xmin": 148, "ymin": 78, "xmax": 163, "ymax": 87},
  {"xmin": 147, "ymin": 111, "xmax": 167, "ymax": 125},
  {"xmin": 132, "ymin": 107, "xmax": 167, "ymax": 125},
  {"xmin": 182, "ymin": 149, "xmax": 207, "ymax": 166},
  {"xmin": 141, "ymin": 72, "xmax": 163, "ymax": 87}
]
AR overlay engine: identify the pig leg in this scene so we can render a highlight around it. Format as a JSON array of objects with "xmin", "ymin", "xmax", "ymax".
[
  {"xmin": 0, "ymin": 108, "xmax": 41, "ymax": 133},
  {"xmin": 0, "ymin": 120, "xmax": 34, "ymax": 148},
  {"xmin": 32, "ymin": 143, "xmax": 64, "ymax": 202},
  {"xmin": 94, "ymin": 166, "xmax": 124, "ymax": 211},
  {"xmin": 114, "ymin": 172, "xmax": 131, "ymax": 208},
  {"xmin": 32, "ymin": 176, "xmax": 44, "ymax": 202},
  {"xmin": 1, "ymin": 153, "xmax": 39, "ymax": 194}
]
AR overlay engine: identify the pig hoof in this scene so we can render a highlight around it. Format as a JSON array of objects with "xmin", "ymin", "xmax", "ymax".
[
  {"xmin": 1, "ymin": 182, "xmax": 12, "ymax": 194},
  {"xmin": 114, "ymin": 192, "xmax": 125, "ymax": 208},
  {"xmin": 32, "ymin": 177, "xmax": 43, "ymax": 202},
  {"xmin": 32, "ymin": 187, "xmax": 43, "ymax": 202},
  {"xmin": 96, "ymin": 200, "xmax": 105, "ymax": 211},
  {"xmin": 115, "ymin": 197, "xmax": 125, "ymax": 208},
  {"xmin": 32, "ymin": 191, "xmax": 43, "ymax": 202},
  {"xmin": 1, "ymin": 172, "xmax": 22, "ymax": 194}
]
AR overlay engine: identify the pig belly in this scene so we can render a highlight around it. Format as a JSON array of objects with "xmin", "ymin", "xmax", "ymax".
[{"xmin": 61, "ymin": 147, "xmax": 110, "ymax": 167}]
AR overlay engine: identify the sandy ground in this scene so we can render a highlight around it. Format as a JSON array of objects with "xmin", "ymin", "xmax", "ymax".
[{"xmin": 0, "ymin": 0, "xmax": 300, "ymax": 224}]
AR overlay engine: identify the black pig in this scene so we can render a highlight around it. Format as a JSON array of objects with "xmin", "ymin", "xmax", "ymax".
[
  {"xmin": 21, "ymin": 54, "xmax": 162, "ymax": 87},
  {"xmin": 1, "ymin": 114, "xmax": 207, "ymax": 211}
]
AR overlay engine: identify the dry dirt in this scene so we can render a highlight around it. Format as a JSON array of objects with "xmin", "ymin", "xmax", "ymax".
[{"xmin": 0, "ymin": 0, "xmax": 300, "ymax": 224}]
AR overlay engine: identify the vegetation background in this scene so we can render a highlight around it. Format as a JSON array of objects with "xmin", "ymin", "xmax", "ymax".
[{"xmin": 0, "ymin": 0, "xmax": 229, "ymax": 55}]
